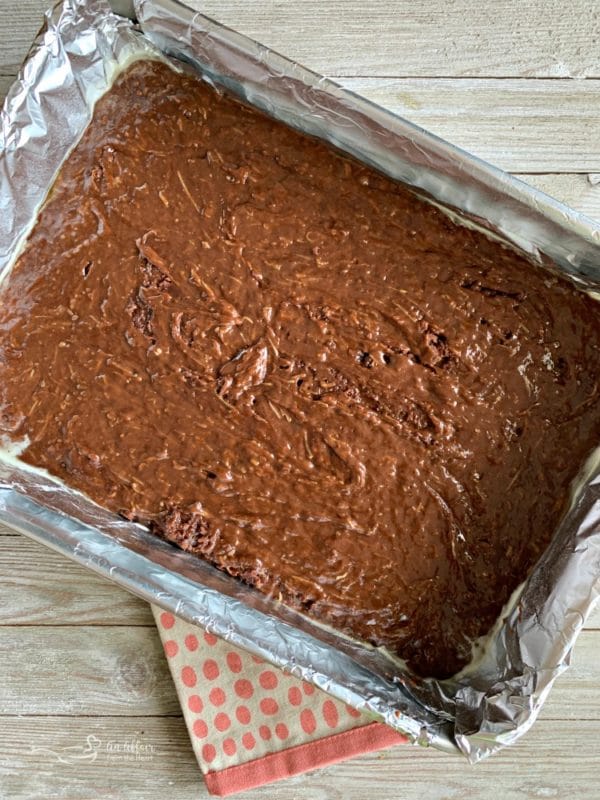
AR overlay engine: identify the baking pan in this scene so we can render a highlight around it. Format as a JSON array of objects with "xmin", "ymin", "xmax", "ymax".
[{"xmin": 1, "ymin": 0, "xmax": 599, "ymax": 761}]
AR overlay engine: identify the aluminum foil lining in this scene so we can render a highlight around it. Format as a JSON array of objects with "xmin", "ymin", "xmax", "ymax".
[{"xmin": 1, "ymin": 0, "xmax": 600, "ymax": 762}]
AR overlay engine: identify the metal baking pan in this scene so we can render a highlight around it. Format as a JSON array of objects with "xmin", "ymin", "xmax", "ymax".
[{"xmin": 1, "ymin": 0, "xmax": 599, "ymax": 761}]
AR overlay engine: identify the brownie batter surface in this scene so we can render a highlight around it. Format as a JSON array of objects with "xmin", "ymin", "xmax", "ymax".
[{"xmin": 2, "ymin": 60, "xmax": 600, "ymax": 677}]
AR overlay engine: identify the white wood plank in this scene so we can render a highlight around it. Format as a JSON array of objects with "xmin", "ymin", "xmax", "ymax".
[
  {"xmin": 0, "ymin": 621, "xmax": 597, "ymax": 719},
  {"xmin": 0, "ymin": 716, "xmax": 202, "ymax": 800},
  {"xmin": 2, "ymin": 1, "xmax": 600, "ymax": 79},
  {"xmin": 0, "ymin": 534, "xmax": 154, "ymax": 625},
  {"xmin": 516, "ymin": 173, "xmax": 600, "ymax": 222},
  {"xmin": 340, "ymin": 77, "xmax": 600, "ymax": 172},
  {"xmin": 538, "ymin": 630, "xmax": 600, "ymax": 720},
  {"xmin": 1, "ymin": 716, "xmax": 600, "ymax": 800},
  {"xmin": 586, "ymin": 603, "xmax": 600, "ymax": 628},
  {"xmin": 0, "ymin": 0, "xmax": 47, "ymax": 75},
  {"xmin": 0, "ymin": 626, "xmax": 180, "ymax": 715},
  {"xmin": 179, "ymin": 1, "xmax": 600, "ymax": 80},
  {"xmin": 0, "ymin": 73, "xmax": 13, "ymax": 98}
]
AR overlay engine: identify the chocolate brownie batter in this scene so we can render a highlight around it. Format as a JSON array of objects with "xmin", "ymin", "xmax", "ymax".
[{"xmin": 2, "ymin": 59, "xmax": 600, "ymax": 677}]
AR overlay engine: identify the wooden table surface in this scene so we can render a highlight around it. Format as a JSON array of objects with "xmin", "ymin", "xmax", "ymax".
[{"xmin": 1, "ymin": 2, "xmax": 600, "ymax": 798}]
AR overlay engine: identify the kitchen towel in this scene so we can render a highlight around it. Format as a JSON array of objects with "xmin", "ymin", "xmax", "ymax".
[{"xmin": 153, "ymin": 606, "xmax": 408, "ymax": 795}]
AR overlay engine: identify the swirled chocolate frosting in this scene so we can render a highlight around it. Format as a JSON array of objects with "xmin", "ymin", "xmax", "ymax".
[{"xmin": 2, "ymin": 60, "xmax": 600, "ymax": 676}]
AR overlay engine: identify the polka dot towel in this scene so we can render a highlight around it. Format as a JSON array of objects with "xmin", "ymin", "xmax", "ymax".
[{"xmin": 153, "ymin": 606, "xmax": 408, "ymax": 795}]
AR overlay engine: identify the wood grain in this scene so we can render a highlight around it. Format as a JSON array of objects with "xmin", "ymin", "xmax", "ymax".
[
  {"xmin": 0, "ymin": 0, "xmax": 46, "ymax": 75},
  {"xmin": 518, "ymin": 173, "xmax": 600, "ymax": 221},
  {"xmin": 0, "ymin": 74, "xmax": 14, "ymax": 97},
  {"xmin": 586, "ymin": 604, "xmax": 600, "ymax": 628},
  {"xmin": 0, "ymin": 716, "xmax": 202, "ymax": 800},
  {"xmin": 0, "ymin": 626, "xmax": 179, "ymax": 716},
  {"xmin": 340, "ymin": 77, "xmax": 600, "ymax": 172},
  {"xmin": 1, "ymin": 717, "xmax": 600, "ymax": 800},
  {"xmin": 0, "ymin": 618, "xmax": 597, "ymax": 720},
  {"xmin": 1, "ymin": 0, "xmax": 600, "ymax": 79},
  {"xmin": 0, "ymin": 535, "xmax": 153, "ymax": 625}
]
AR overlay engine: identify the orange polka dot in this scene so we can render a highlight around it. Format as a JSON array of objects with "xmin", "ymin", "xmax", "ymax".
[
  {"xmin": 185, "ymin": 634, "xmax": 199, "ymax": 651},
  {"xmin": 193, "ymin": 719, "xmax": 208, "ymax": 738},
  {"xmin": 222, "ymin": 738, "xmax": 236, "ymax": 756},
  {"xmin": 275, "ymin": 723, "xmax": 289, "ymax": 740},
  {"xmin": 160, "ymin": 612, "xmax": 175, "ymax": 629},
  {"xmin": 188, "ymin": 695, "xmax": 203, "ymax": 713},
  {"xmin": 209, "ymin": 687, "xmax": 226, "ymax": 707},
  {"xmin": 236, "ymin": 705, "xmax": 251, "ymax": 725},
  {"xmin": 181, "ymin": 666, "xmax": 197, "ymax": 687},
  {"xmin": 322, "ymin": 699, "xmax": 339, "ymax": 728},
  {"xmin": 214, "ymin": 712, "xmax": 231, "ymax": 732},
  {"xmin": 163, "ymin": 640, "xmax": 178, "ymax": 658},
  {"xmin": 260, "ymin": 698, "xmax": 279, "ymax": 715},
  {"xmin": 288, "ymin": 686, "xmax": 302, "ymax": 706},
  {"xmin": 242, "ymin": 732, "xmax": 256, "ymax": 750},
  {"xmin": 259, "ymin": 670, "xmax": 278, "ymax": 690},
  {"xmin": 202, "ymin": 744, "xmax": 216, "ymax": 763},
  {"xmin": 234, "ymin": 679, "xmax": 254, "ymax": 699},
  {"xmin": 226, "ymin": 652, "xmax": 243, "ymax": 673},
  {"xmin": 203, "ymin": 659, "xmax": 220, "ymax": 681},
  {"xmin": 302, "ymin": 681, "xmax": 315, "ymax": 696},
  {"xmin": 300, "ymin": 709, "xmax": 317, "ymax": 734},
  {"xmin": 204, "ymin": 631, "xmax": 217, "ymax": 646},
  {"xmin": 259, "ymin": 725, "xmax": 271, "ymax": 741},
  {"xmin": 345, "ymin": 704, "xmax": 361, "ymax": 718},
  {"xmin": 251, "ymin": 655, "xmax": 264, "ymax": 664}
]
